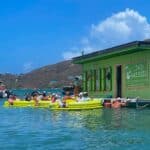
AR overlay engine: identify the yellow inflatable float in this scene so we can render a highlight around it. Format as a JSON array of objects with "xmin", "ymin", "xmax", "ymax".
[{"xmin": 3, "ymin": 99, "xmax": 103, "ymax": 110}]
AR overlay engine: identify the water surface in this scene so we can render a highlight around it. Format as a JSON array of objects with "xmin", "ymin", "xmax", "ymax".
[{"xmin": 0, "ymin": 95, "xmax": 150, "ymax": 150}]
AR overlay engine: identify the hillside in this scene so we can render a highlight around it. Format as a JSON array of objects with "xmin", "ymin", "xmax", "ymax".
[{"xmin": 0, "ymin": 60, "xmax": 82, "ymax": 89}]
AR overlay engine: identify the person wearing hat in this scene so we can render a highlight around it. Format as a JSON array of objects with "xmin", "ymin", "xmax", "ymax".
[
  {"xmin": 51, "ymin": 93, "xmax": 57, "ymax": 103},
  {"xmin": 77, "ymin": 92, "xmax": 90, "ymax": 102}
]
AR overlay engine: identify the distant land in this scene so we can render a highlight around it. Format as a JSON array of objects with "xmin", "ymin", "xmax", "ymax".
[{"xmin": 0, "ymin": 60, "xmax": 82, "ymax": 89}]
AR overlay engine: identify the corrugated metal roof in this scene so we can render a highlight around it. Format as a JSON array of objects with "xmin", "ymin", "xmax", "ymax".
[{"xmin": 73, "ymin": 40, "xmax": 150, "ymax": 63}]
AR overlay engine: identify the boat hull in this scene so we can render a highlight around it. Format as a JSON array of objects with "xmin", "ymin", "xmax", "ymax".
[{"xmin": 126, "ymin": 100, "xmax": 150, "ymax": 108}]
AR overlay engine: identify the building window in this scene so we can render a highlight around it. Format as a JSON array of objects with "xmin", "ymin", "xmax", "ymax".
[
  {"xmin": 101, "ymin": 68, "xmax": 105, "ymax": 91},
  {"xmin": 96, "ymin": 69, "xmax": 100, "ymax": 91},
  {"xmin": 90, "ymin": 69, "xmax": 102, "ymax": 91},
  {"xmin": 84, "ymin": 67, "xmax": 112, "ymax": 92},
  {"xmin": 101, "ymin": 67, "xmax": 112, "ymax": 91},
  {"xmin": 90, "ymin": 70, "xmax": 93, "ymax": 91},
  {"xmin": 86, "ymin": 70, "xmax": 92, "ymax": 92},
  {"xmin": 93, "ymin": 69, "xmax": 96, "ymax": 91},
  {"xmin": 99, "ymin": 68, "xmax": 101, "ymax": 91},
  {"xmin": 83, "ymin": 71, "xmax": 87, "ymax": 91},
  {"xmin": 105, "ymin": 67, "xmax": 112, "ymax": 91}
]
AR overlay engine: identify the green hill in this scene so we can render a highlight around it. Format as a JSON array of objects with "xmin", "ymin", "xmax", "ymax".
[{"xmin": 0, "ymin": 60, "xmax": 82, "ymax": 89}]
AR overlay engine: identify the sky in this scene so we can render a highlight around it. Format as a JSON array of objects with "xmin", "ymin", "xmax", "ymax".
[{"xmin": 0, "ymin": 0, "xmax": 150, "ymax": 74}]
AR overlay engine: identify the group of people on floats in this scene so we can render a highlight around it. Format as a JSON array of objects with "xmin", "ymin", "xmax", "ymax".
[
  {"xmin": 7, "ymin": 90, "xmax": 91, "ymax": 106},
  {"xmin": 8, "ymin": 90, "xmax": 127, "ymax": 108}
]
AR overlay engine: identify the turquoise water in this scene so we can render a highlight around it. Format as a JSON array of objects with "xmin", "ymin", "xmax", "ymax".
[{"xmin": 0, "ymin": 91, "xmax": 150, "ymax": 150}]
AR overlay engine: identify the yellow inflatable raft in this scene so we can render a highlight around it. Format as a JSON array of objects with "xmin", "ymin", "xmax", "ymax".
[
  {"xmin": 3, "ymin": 99, "xmax": 103, "ymax": 110},
  {"xmin": 51, "ymin": 99, "xmax": 103, "ymax": 110},
  {"xmin": 3, "ymin": 99, "xmax": 58, "ymax": 108}
]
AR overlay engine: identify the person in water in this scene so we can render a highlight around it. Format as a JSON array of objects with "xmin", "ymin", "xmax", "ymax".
[
  {"xmin": 111, "ymin": 98, "xmax": 126, "ymax": 108},
  {"xmin": 31, "ymin": 90, "xmax": 39, "ymax": 97},
  {"xmin": 63, "ymin": 91, "xmax": 73, "ymax": 100},
  {"xmin": 77, "ymin": 92, "xmax": 90, "ymax": 102},
  {"xmin": 8, "ymin": 95, "xmax": 16, "ymax": 105},
  {"xmin": 25, "ymin": 93, "xmax": 32, "ymax": 101},
  {"xmin": 41, "ymin": 91, "xmax": 49, "ymax": 100},
  {"xmin": 51, "ymin": 93, "xmax": 64, "ymax": 107},
  {"xmin": 62, "ymin": 91, "xmax": 78, "ymax": 107},
  {"xmin": 62, "ymin": 91, "xmax": 74, "ymax": 104},
  {"xmin": 51, "ymin": 93, "xmax": 57, "ymax": 103},
  {"xmin": 32, "ymin": 93, "xmax": 39, "ymax": 106}
]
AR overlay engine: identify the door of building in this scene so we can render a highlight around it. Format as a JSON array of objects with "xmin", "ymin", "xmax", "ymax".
[{"xmin": 116, "ymin": 65, "xmax": 122, "ymax": 98}]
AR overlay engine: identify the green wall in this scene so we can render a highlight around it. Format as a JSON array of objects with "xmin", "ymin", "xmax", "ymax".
[{"xmin": 82, "ymin": 49, "xmax": 150, "ymax": 99}]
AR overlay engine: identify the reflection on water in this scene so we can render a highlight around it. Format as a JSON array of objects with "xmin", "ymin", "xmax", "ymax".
[
  {"xmin": 102, "ymin": 108, "xmax": 126, "ymax": 130},
  {"xmin": 50, "ymin": 109, "xmax": 103, "ymax": 131}
]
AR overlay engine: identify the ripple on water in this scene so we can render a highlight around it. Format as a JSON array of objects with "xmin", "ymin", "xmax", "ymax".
[{"xmin": 0, "ymin": 100, "xmax": 150, "ymax": 150}]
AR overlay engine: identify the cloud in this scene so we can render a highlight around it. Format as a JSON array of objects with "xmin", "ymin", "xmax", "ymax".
[
  {"xmin": 63, "ymin": 51, "xmax": 81, "ymax": 60},
  {"xmin": 23, "ymin": 62, "xmax": 33, "ymax": 73},
  {"xmin": 91, "ymin": 8, "xmax": 150, "ymax": 48},
  {"xmin": 63, "ymin": 46, "xmax": 94, "ymax": 60},
  {"xmin": 63, "ymin": 8, "xmax": 150, "ymax": 59}
]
